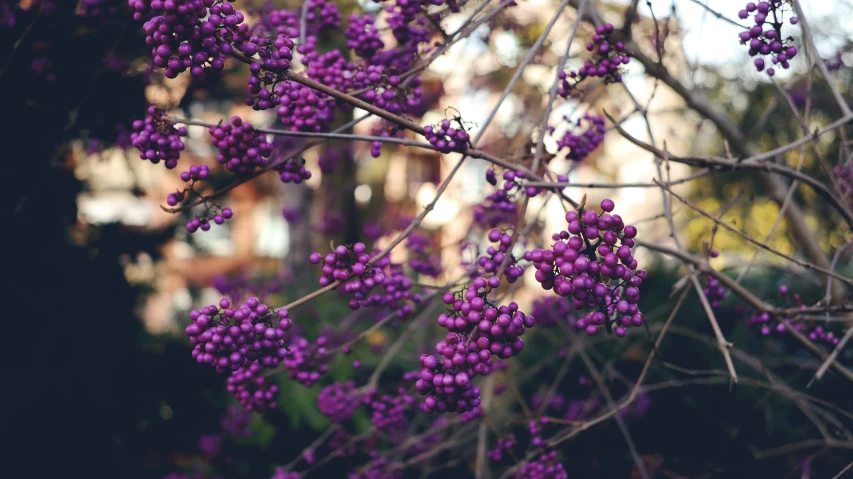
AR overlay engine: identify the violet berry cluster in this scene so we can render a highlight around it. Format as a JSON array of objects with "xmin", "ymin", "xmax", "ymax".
[
  {"xmin": 746, "ymin": 286, "xmax": 840, "ymax": 347},
  {"xmin": 317, "ymin": 380, "xmax": 361, "ymax": 422},
  {"xmin": 227, "ymin": 361, "xmax": 279, "ymax": 412},
  {"xmin": 516, "ymin": 451, "xmax": 567, "ymax": 479},
  {"xmin": 737, "ymin": 1, "xmax": 798, "ymax": 76},
  {"xmin": 185, "ymin": 297, "xmax": 292, "ymax": 372},
  {"xmin": 131, "ymin": 105, "xmax": 187, "ymax": 168},
  {"xmin": 280, "ymin": 334, "xmax": 334, "ymax": 387},
  {"xmin": 473, "ymin": 168, "xmax": 532, "ymax": 228},
  {"xmin": 487, "ymin": 434, "xmax": 517, "ymax": 461},
  {"xmin": 704, "ymin": 274, "xmax": 727, "ymax": 308},
  {"xmin": 243, "ymin": 34, "xmax": 295, "ymax": 111},
  {"xmin": 179, "ymin": 163, "xmax": 211, "ymax": 183},
  {"xmin": 129, "ymin": 0, "xmax": 244, "ymax": 78},
  {"xmin": 525, "ymin": 199, "xmax": 647, "ymax": 337},
  {"xmin": 423, "ymin": 119, "xmax": 470, "ymax": 154},
  {"xmin": 185, "ymin": 206, "xmax": 233, "ymax": 233},
  {"xmin": 310, "ymin": 243, "xmax": 388, "ymax": 295},
  {"xmin": 271, "ymin": 467, "xmax": 301, "ymax": 479},
  {"xmin": 559, "ymin": 23, "xmax": 629, "ymax": 97},
  {"xmin": 407, "ymin": 232, "xmax": 442, "ymax": 278},
  {"xmin": 476, "ymin": 229, "xmax": 524, "ymax": 283},
  {"xmin": 364, "ymin": 388, "xmax": 417, "ymax": 436},
  {"xmin": 276, "ymin": 157, "xmax": 313, "ymax": 184},
  {"xmin": 415, "ymin": 279, "xmax": 535, "ymax": 413},
  {"xmin": 554, "ymin": 113, "xmax": 606, "ymax": 162},
  {"xmin": 834, "ymin": 163, "xmax": 852, "ymax": 207},
  {"xmin": 210, "ymin": 116, "xmax": 273, "ymax": 175},
  {"xmin": 530, "ymin": 296, "xmax": 575, "ymax": 328}
]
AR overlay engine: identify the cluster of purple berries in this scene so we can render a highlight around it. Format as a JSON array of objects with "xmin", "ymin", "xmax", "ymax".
[
  {"xmin": 166, "ymin": 190, "xmax": 185, "ymax": 207},
  {"xmin": 423, "ymin": 119, "xmax": 470, "ymax": 154},
  {"xmin": 357, "ymin": 264, "xmax": 416, "ymax": 317},
  {"xmin": 516, "ymin": 451, "xmax": 567, "ymax": 479},
  {"xmin": 704, "ymin": 274, "xmax": 727, "ymax": 308},
  {"xmin": 129, "ymin": 0, "xmax": 244, "ymax": 78},
  {"xmin": 746, "ymin": 286, "xmax": 841, "ymax": 347},
  {"xmin": 415, "ymin": 279, "xmax": 535, "ymax": 413},
  {"xmin": 364, "ymin": 388, "xmax": 417, "ymax": 436},
  {"xmin": 220, "ymin": 404, "xmax": 252, "ymax": 437},
  {"xmin": 244, "ymin": 35, "xmax": 295, "ymax": 111},
  {"xmin": 310, "ymin": 242, "xmax": 386, "ymax": 292},
  {"xmin": 185, "ymin": 297, "xmax": 292, "ymax": 372},
  {"xmin": 554, "ymin": 114, "xmax": 606, "ymax": 162},
  {"xmin": 281, "ymin": 334, "xmax": 334, "ymax": 387},
  {"xmin": 227, "ymin": 361, "xmax": 279, "ymax": 412},
  {"xmin": 317, "ymin": 380, "xmax": 361, "ymax": 422},
  {"xmin": 737, "ymin": 1, "xmax": 798, "ymax": 76},
  {"xmin": 487, "ymin": 434, "xmax": 516, "ymax": 461},
  {"xmin": 559, "ymin": 23, "xmax": 629, "ymax": 96},
  {"xmin": 180, "ymin": 163, "xmax": 211, "ymax": 182},
  {"xmin": 407, "ymin": 232, "xmax": 442, "ymax": 278},
  {"xmin": 185, "ymin": 207, "xmax": 233, "ymax": 233},
  {"xmin": 271, "ymin": 468, "xmax": 301, "ymax": 479},
  {"xmin": 209, "ymin": 116, "xmax": 273, "ymax": 175},
  {"xmin": 474, "ymin": 178, "xmax": 519, "ymax": 228},
  {"xmin": 834, "ymin": 164, "xmax": 852, "ymax": 206},
  {"xmin": 131, "ymin": 106, "xmax": 187, "ymax": 168},
  {"xmin": 277, "ymin": 157, "xmax": 313, "ymax": 184},
  {"xmin": 476, "ymin": 229, "xmax": 524, "ymax": 283},
  {"xmin": 346, "ymin": 14, "xmax": 385, "ymax": 59},
  {"xmin": 530, "ymin": 296, "xmax": 575, "ymax": 328},
  {"xmin": 525, "ymin": 199, "xmax": 647, "ymax": 337},
  {"xmin": 348, "ymin": 454, "xmax": 403, "ymax": 479}
]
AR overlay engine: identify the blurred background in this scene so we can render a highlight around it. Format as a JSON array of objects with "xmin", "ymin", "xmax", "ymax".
[{"xmin": 4, "ymin": 0, "xmax": 853, "ymax": 477}]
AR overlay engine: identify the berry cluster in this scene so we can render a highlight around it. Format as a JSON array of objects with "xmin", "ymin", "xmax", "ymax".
[
  {"xmin": 131, "ymin": 106, "xmax": 187, "ymax": 168},
  {"xmin": 179, "ymin": 164, "xmax": 211, "ymax": 182},
  {"xmin": 527, "ymin": 417, "xmax": 549, "ymax": 447},
  {"xmin": 317, "ymin": 381, "xmax": 361, "ymax": 422},
  {"xmin": 407, "ymin": 232, "xmax": 442, "ymax": 278},
  {"xmin": 737, "ymin": 1, "xmax": 798, "ymax": 76},
  {"xmin": 516, "ymin": 451, "xmax": 567, "ymax": 479},
  {"xmin": 415, "ymin": 279, "xmax": 535, "ymax": 413},
  {"xmin": 348, "ymin": 454, "xmax": 403, "ymax": 479},
  {"xmin": 129, "ymin": 0, "xmax": 244, "ymax": 78},
  {"xmin": 220, "ymin": 405, "xmax": 252, "ymax": 437},
  {"xmin": 554, "ymin": 113, "xmax": 606, "ymax": 162},
  {"xmin": 210, "ymin": 116, "xmax": 273, "ymax": 175},
  {"xmin": 834, "ymin": 163, "xmax": 852, "ymax": 206},
  {"xmin": 487, "ymin": 434, "xmax": 516, "ymax": 461},
  {"xmin": 166, "ymin": 190, "xmax": 185, "ymax": 207},
  {"xmin": 745, "ymin": 286, "xmax": 841, "ymax": 347},
  {"xmin": 271, "ymin": 468, "xmax": 301, "ymax": 479},
  {"xmin": 346, "ymin": 14, "xmax": 385, "ymax": 59},
  {"xmin": 277, "ymin": 157, "xmax": 313, "ymax": 184},
  {"xmin": 357, "ymin": 264, "xmax": 415, "ymax": 317},
  {"xmin": 227, "ymin": 361, "xmax": 280, "ymax": 412},
  {"xmin": 703, "ymin": 274, "xmax": 727, "ymax": 308},
  {"xmin": 530, "ymin": 296, "xmax": 575, "ymax": 328},
  {"xmin": 476, "ymin": 229, "xmax": 524, "ymax": 283},
  {"xmin": 310, "ymin": 242, "xmax": 384, "ymax": 287},
  {"xmin": 474, "ymin": 185, "xmax": 519, "ymax": 228},
  {"xmin": 559, "ymin": 23, "xmax": 629, "ymax": 96},
  {"xmin": 525, "ymin": 199, "xmax": 647, "ymax": 336},
  {"xmin": 281, "ymin": 334, "xmax": 334, "ymax": 387},
  {"xmin": 244, "ymin": 35, "xmax": 294, "ymax": 111},
  {"xmin": 185, "ymin": 297, "xmax": 292, "ymax": 371},
  {"xmin": 364, "ymin": 387, "xmax": 416, "ymax": 436},
  {"xmin": 423, "ymin": 119, "xmax": 470, "ymax": 154},
  {"xmin": 185, "ymin": 206, "xmax": 233, "ymax": 233}
]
